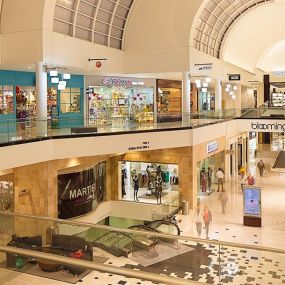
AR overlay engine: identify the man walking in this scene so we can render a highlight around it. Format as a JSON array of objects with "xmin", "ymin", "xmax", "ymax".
[{"xmin": 216, "ymin": 168, "xmax": 225, "ymax": 192}]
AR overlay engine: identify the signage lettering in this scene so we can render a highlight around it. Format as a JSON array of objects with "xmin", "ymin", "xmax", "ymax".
[
  {"xmin": 273, "ymin": 71, "xmax": 285, "ymax": 77},
  {"xmin": 229, "ymin": 74, "xmax": 241, "ymax": 81},
  {"xmin": 102, "ymin": 78, "xmax": 145, "ymax": 86},
  {"xmin": 128, "ymin": 141, "xmax": 150, "ymax": 151},
  {"xmin": 207, "ymin": 141, "xmax": 219, "ymax": 154},
  {"xmin": 251, "ymin": 122, "xmax": 285, "ymax": 132}
]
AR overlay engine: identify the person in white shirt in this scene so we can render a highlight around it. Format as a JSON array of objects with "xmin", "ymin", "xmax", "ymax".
[{"xmin": 216, "ymin": 168, "xmax": 225, "ymax": 192}]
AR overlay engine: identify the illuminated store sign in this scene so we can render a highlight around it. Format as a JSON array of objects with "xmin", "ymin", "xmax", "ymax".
[
  {"xmin": 102, "ymin": 77, "xmax": 145, "ymax": 86},
  {"xmin": 207, "ymin": 141, "xmax": 219, "ymax": 154},
  {"xmin": 251, "ymin": 122, "xmax": 285, "ymax": 132},
  {"xmin": 229, "ymin": 74, "xmax": 241, "ymax": 81},
  {"xmin": 273, "ymin": 71, "xmax": 285, "ymax": 77}
]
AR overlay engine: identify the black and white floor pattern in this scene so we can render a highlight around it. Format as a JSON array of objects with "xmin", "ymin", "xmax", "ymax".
[{"xmin": 75, "ymin": 241, "xmax": 285, "ymax": 285}]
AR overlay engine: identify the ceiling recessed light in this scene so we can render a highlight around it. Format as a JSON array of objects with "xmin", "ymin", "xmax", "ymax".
[{"xmin": 28, "ymin": 66, "xmax": 32, "ymax": 69}]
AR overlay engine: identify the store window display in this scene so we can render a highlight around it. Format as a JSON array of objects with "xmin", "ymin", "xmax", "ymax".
[
  {"xmin": 16, "ymin": 86, "xmax": 36, "ymax": 120},
  {"xmin": 88, "ymin": 85, "xmax": 154, "ymax": 125},
  {"xmin": 157, "ymin": 79, "xmax": 182, "ymax": 121},
  {"xmin": 0, "ymin": 85, "xmax": 14, "ymax": 114},
  {"xmin": 60, "ymin": 87, "xmax": 81, "ymax": 113},
  {"xmin": 0, "ymin": 181, "xmax": 13, "ymax": 212},
  {"xmin": 197, "ymin": 151, "xmax": 225, "ymax": 195},
  {"xmin": 120, "ymin": 161, "xmax": 179, "ymax": 204}
]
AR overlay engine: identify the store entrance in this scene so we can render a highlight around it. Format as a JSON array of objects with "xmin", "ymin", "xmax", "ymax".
[
  {"xmin": 197, "ymin": 151, "xmax": 225, "ymax": 196},
  {"xmin": 120, "ymin": 161, "xmax": 179, "ymax": 205}
]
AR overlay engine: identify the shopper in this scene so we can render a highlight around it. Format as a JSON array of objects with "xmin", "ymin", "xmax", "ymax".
[
  {"xmin": 203, "ymin": 206, "xmax": 212, "ymax": 239},
  {"xmin": 207, "ymin": 167, "xmax": 213, "ymax": 190},
  {"xmin": 200, "ymin": 168, "xmax": 207, "ymax": 192},
  {"xmin": 239, "ymin": 166, "xmax": 245, "ymax": 179},
  {"xmin": 133, "ymin": 174, "xmax": 139, "ymax": 202},
  {"xmin": 218, "ymin": 191, "xmax": 228, "ymax": 214},
  {"xmin": 246, "ymin": 173, "xmax": 255, "ymax": 186},
  {"xmin": 193, "ymin": 205, "xmax": 203, "ymax": 236},
  {"xmin": 257, "ymin": 160, "xmax": 266, "ymax": 177},
  {"xmin": 155, "ymin": 177, "xmax": 163, "ymax": 204},
  {"xmin": 146, "ymin": 165, "xmax": 152, "ymax": 189},
  {"xmin": 216, "ymin": 168, "xmax": 225, "ymax": 192}
]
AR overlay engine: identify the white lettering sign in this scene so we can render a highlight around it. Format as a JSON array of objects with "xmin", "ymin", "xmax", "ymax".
[{"xmin": 207, "ymin": 141, "xmax": 219, "ymax": 154}]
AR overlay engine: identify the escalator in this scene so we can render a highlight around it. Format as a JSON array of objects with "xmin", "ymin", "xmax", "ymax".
[{"xmin": 94, "ymin": 231, "xmax": 133, "ymax": 258}]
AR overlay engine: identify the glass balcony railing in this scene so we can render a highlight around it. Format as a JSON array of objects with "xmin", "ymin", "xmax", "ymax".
[
  {"xmin": 0, "ymin": 211, "xmax": 285, "ymax": 285},
  {"xmin": 0, "ymin": 105, "xmax": 284, "ymax": 145}
]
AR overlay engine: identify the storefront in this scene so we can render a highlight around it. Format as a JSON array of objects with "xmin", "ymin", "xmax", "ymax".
[
  {"xmin": 197, "ymin": 143, "xmax": 225, "ymax": 195},
  {"xmin": 0, "ymin": 70, "xmax": 84, "ymax": 131},
  {"xmin": 86, "ymin": 76, "xmax": 156, "ymax": 125},
  {"xmin": 120, "ymin": 160, "xmax": 179, "ymax": 205},
  {"xmin": 190, "ymin": 77, "xmax": 215, "ymax": 111},
  {"xmin": 270, "ymin": 82, "xmax": 285, "ymax": 107},
  {"xmin": 226, "ymin": 133, "xmax": 248, "ymax": 178},
  {"xmin": 0, "ymin": 180, "xmax": 13, "ymax": 212},
  {"xmin": 156, "ymin": 79, "xmax": 182, "ymax": 121}
]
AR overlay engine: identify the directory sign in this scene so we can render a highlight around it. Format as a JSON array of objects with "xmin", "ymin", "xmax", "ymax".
[{"xmin": 243, "ymin": 186, "xmax": 261, "ymax": 217}]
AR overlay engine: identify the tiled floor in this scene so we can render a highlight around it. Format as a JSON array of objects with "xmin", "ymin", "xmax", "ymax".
[{"xmin": 2, "ymin": 148, "xmax": 285, "ymax": 284}]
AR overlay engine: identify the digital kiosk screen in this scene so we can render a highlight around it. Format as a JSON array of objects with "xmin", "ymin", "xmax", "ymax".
[{"xmin": 243, "ymin": 187, "xmax": 261, "ymax": 216}]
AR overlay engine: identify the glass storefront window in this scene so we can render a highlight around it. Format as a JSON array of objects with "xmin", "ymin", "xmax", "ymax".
[
  {"xmin": 0, "ymin": 181, "xmax": 13, "ymax": 212},
  {"xmin": 0, "ymin": 85, "xmax": 14, "ymax": 114},
  {"xmin": 120, "ymin": 161, "xmax": 179, "ymax": 205},
  {"xmin": 16, "ymin": 86, "xmax": 36, "ymax": 119},
  {"xmin": 88, "ymin": 85, "xmax": 154, "ymax": 125},
  {"xmin": 60, "ymin": 87, "xmax": 81, "ymax": 113}
]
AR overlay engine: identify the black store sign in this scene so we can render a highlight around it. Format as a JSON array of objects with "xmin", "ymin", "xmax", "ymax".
[
  {"xmin": 229, "ymin": 74, "xmax": 241, "ymax": 81},
  {"xmin": 58, "ymin": 162, "xmax": 106, "ymax": 219}
]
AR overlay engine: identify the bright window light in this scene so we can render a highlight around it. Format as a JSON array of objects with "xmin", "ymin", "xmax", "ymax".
[
  {"xmin": 51, "ymin": 77, "xmax": 59, "ymax": 84},
  {"xmin": 50, "ymin": 70, "xmax": 58, "ymax": 77},
  {"xmin": 63, "ymin": 73, "xmax": 71, "ymax": 80}
]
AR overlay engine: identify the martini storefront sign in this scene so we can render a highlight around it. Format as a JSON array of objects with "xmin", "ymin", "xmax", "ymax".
[{"xmin": 58, "ymin": 162, "xmax": 106, "ymax": 219}]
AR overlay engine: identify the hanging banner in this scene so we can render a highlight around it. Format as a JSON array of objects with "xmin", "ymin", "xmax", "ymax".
[{"xmin": 58, "ymin": 162, "xmax": 106, "ymax": 219}]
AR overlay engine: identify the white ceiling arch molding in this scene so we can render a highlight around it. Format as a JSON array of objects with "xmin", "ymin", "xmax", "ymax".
[
  {"xmin": 221, "ymin": 1, "xmax": 285, "ymax": 73},
  {"xmin": 191, "ymin": 0, "xmax": 273, "ymax": 59}
]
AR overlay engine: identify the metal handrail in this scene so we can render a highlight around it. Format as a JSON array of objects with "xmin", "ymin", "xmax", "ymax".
[
  {"xmin": 0, "ymin": 245, "xmax": 202, "ymax": 285},
  {"xmin": 1, "ymin": 211, "xmax": 285, "ymax": 255}
]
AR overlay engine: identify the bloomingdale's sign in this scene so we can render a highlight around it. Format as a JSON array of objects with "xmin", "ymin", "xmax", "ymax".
[{"xmin": 251, "ymin": 122, "xmax": 285, "ymax": 132}]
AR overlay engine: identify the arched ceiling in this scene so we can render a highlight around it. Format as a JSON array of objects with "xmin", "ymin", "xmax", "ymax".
[
  {"xmin": 53, "ymin": 0, "xmax": 135, "ymax": 50},
  {"xmin": 222, "ymin": 1, "xmax": 285, "ymax": 72},
  {"xmin": 193, "ymin": 0, "xmax": 273, "ymax": 58}
]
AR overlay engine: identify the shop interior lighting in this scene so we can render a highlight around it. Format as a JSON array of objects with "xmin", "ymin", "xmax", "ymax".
[
  {"xmin": 58, "ymin": 84, "xmax": 65, "ymax": 90},
  {"xmin": 227, "ymin": 84, "xmax": 231, "ymax": 89},
  {"xmin": 225, "ymin": 87, "xmax": 230, "ymax": 92},
  {"xmin": 233, "ymin": 86, "xmax": 238, "ymax": 91},
  {"xmin": 230, "ymin": 91, "xmax": 234, "ymax": 96},
  {"xmin": 58, "ymin": 80, "xmax": 67, "ymax": 87},
  {"xmin": 206, "ymin": 77, "xmax": 211, "ymax": 83},
  {"xmin": 203, "ymin": 82, "xmax": 208, "ymax": 87},
  {"xmin": 196, "ymin": 83, "xmax": 202, "ymax": 88},
  {"xmin": 50, "ymin": 70, "xmax": 58, "ymax": 77},
  {"xmin": 51, "ymin": 77, "xmax": 59, "ymax": 84},
  {"xmin": 202, "ymin": 87, "xmax": 208, "ymax": 93},
  {"xmin": 63, "ymin": 73, "xmax": 71, "ymax": 80},
  {"xmin": 232, "ymin": 95, "xmax": 236, "ymax": 99}
]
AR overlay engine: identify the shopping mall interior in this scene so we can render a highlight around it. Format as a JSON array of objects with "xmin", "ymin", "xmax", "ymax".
[{"xmin": 1, "ymin": 0, "xmax": 285, "ymax": 285}]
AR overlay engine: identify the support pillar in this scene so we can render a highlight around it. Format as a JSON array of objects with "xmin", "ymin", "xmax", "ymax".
[
  {"xmin": 215, "ymin": 79, "xmax": 222, "ymax": 111},
  {"xmin": 182, "ymin": 72, "xmax": 191, "ymax": 124},
  {"xmin": 36, "ymin": 62, "xmax": 48, "ymax": 136}
]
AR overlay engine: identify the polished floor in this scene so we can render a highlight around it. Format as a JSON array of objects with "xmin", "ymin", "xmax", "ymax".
[{"xmin": 1, "ymin": 147, "xmax": 285, "ymax": 284}]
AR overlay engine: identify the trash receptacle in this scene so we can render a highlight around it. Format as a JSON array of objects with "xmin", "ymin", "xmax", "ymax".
[{"xmin": 182, "ymin": 200, "xmax": 189, "ymax": 215}]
